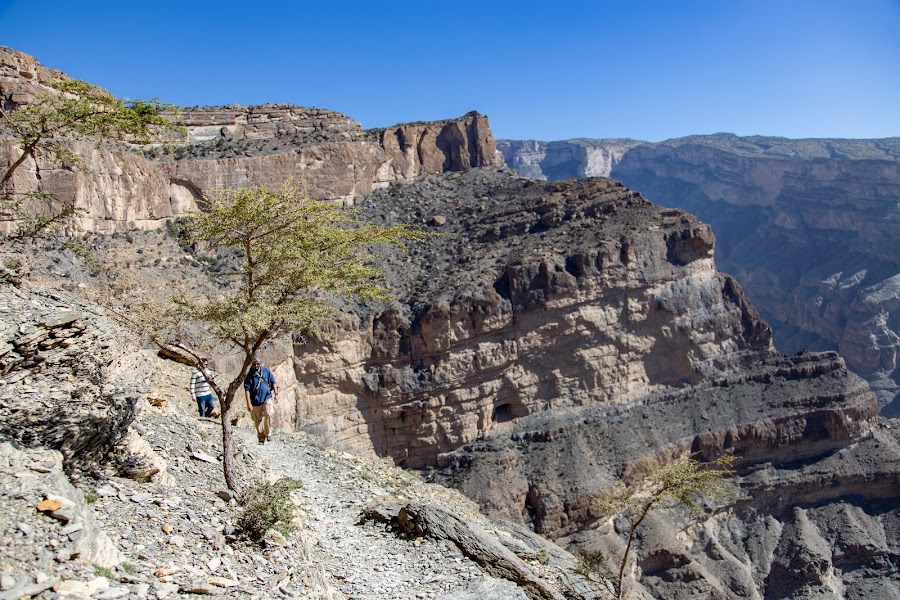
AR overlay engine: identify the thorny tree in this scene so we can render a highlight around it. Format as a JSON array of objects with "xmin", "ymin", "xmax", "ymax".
[
  {"xmin": 576, "ymin": 453, "xmax": 736, "ymax": 599},
  {"xmin": 173, "ymin": 180, "xmax": 423, "ymax": 497},
  {"xmin": 0, "ymin": 79, "xmax": 181, "ymax": 245}
]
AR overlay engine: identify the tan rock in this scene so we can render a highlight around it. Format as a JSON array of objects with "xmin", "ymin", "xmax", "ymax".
[
  {"xmin": 36, "ymin": 499, "xmax": 63, "ymax": 512},
  {"xmin": 207, "ymin": 576, "xmax": 239, "ymax": 587},
  {"xmin": 54, "ymin": 576, "xmax": 109, "ymax": 597},
  {"xmin": 154, "ymin": 563, "xmax": 180, "ymax": 578}
]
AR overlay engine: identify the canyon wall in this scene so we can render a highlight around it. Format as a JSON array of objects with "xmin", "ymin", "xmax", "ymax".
[
  {"xmin": 0, "ymin": 45, "xmax": 500, "ymax": 232},
  {"xmin": 4, "ymin": 46, "xmax": 899, "ymax": 597},
  {"xmin": 501, "ymin": 135, "xmax": 900, "ymax": 416},
  {"xmin": 496, "ymin": 138, "xmax": 643, "ymax": 180}
]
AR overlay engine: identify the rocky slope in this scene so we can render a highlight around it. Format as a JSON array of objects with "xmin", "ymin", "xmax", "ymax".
[
  {"xmin": 0, "ymin": 283, "xmax": 595, "ymax": 600},
  {"xmin": 500, "ymin": 135, "xmax": 900, "ymax": 416},
  {"xmin": 3, "ymin": 47, "xmax": 900, "ymax": 598}
]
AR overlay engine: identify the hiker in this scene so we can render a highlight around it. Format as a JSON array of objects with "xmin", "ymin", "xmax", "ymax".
[
  {"xmin": 190, "ymin": 357, "xmax": 216, "ymax": 418},
  {"xmin": 244, "ymin": 355, "xmax": 277, "ymax": 444}
]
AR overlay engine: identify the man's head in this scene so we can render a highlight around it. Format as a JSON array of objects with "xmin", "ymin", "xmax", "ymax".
[
  {"xmin": 199, "ymin": 357, "xmax": 208, "ymax": 367},
  {"xmin": 252, "ymin": 355, "xmax": 262, "ymax": 369}
]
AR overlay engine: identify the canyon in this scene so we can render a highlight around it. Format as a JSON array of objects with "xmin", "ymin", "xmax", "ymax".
[
  {"xmin": 2, "ymin": 45, "xmax": 899, "ymax": 598},
  {"xmin": 499, "ymin": 136, "xmax": 900, "ymax": 419}
]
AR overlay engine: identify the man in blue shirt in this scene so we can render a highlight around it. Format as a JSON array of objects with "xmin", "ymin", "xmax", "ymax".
[{"xmin": 244, "ymin": 355, "xmax": 278, "ymax": 444}]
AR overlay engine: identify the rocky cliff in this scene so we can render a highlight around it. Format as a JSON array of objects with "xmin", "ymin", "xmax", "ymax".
[
  {"xmin": 497, "ymin": 139, "xmax": 643, "ymax": 180},
  {"xmin": 4, "ymin": 47, "xmax": 900, "ymax": 598},
  {"xmin": 500, "ymin": 134, "xmax": 900, "ymax": 417},
  {"xmin": 0, "ymin": 45, "xmax": 500, "ymax": 233}
]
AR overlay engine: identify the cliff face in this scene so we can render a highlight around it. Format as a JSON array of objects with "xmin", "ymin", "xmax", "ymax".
[
  {"xmin": 5, "ymin": 47, "xmax": 899, "ymax": 597},
  {"xmin": 0, "ymin": 46, "xmax": 500, "ymax": 231},
  {"xmin": 292, "ymin": 170, "xmax": 775, "ymax": 467},
  {"xmin": 500, "ymin": 135, "xmax": 900, "ymax": 416},
  {"xmin": 496, "ymin": 139, "xmax": 643, "ymax": 180},
  {"xmin": 610, "ymin": 139, "xmax": 900, "ymax": 416}
]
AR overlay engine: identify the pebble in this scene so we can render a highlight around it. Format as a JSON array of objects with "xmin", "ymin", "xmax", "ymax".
[{"xmin": 0, "ymin": 573, "xmax": 15, "ymax": 591}]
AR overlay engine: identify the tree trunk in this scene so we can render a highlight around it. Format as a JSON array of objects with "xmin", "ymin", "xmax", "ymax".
[{"xmin": 220, "ymin": 378, "xmax": 246, "ymax": 500}]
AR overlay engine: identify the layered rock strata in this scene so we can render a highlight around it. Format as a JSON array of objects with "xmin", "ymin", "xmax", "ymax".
[
  {"xmin": 0, "ymin": 46, "xmax": 500, "ymax": 231},
  {"xmin": 500, "ymin": 134, "xmax": 900, "ymax": 416},
  {"xmin": 163, "ymin": 110, "xmax": 499, "ymax": 205},
  {"xmin": 496, "ymin": 138, "xmax": 644, "ymax": 179},
  {"xmin": 609, "ymin": 136, "xmax": 900, "ymax": 415},
  {"xmin": 293, "ymin": 168, "xmax": 775, "ymax": 467},
  {"xmin": 0, "ymin": 284, "xmax": 149, "ymax": 469}
]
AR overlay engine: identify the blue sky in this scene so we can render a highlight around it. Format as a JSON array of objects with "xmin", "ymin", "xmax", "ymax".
[{"xmin": 2, "ymin": 0, "xmax": 899, "ymax": 141}]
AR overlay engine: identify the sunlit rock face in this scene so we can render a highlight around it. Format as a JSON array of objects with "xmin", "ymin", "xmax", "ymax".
[
  {"xmin": 496, "ymin": 138, "xmax": 644, "ymax": 179},
  {"xmin": 501, "ymin": 134, "xmax": 900, "ymax": 415},
  {"xmin": 609, "ymin": 137, "xmax": 900, "ymax": 415},
  {"xmin": 162, "ymin": 109, "xmax": 499, "ymax": 206},
  {"xmin": 1, "ymin": 47, "xmax": 499, "ymax": 230},
  {"xmin": 289, "ymin": 169, "xmax": 776, "ymax": 466}
]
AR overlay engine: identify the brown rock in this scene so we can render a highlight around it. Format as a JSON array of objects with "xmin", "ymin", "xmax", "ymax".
[{"xmin": 36, "ymin": 499, "xmax": 63, "ymax": 512}]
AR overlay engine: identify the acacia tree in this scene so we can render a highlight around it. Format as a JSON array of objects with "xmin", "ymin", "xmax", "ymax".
[
  {"xmin": 173, "ymin": 180, "xmax": 423, "ymax": 496},
  {"xmin": 0, "ymin": 78, "xmax": 182, "ymax": 242},
  {"xmin": 576, "ymin": 453, "xmax": 736, "ymax": 599}
]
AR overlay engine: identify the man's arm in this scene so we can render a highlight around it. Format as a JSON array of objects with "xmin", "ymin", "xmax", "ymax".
[{"xmin": 189, "ymin": 371, "xmax": 197, "ymax": 399}]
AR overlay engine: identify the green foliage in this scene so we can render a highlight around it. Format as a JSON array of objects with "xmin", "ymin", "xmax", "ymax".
[
  {"xmin": 120, "ymin": 563, "xmax": 136, "ymax": 574},
  {"xmin": 175, "ymin": 179, "xmax": 424, "ymax": 351},
  {"xmin": 92, "ymin": 564, "xmax": 114, "ymax": 579},
  {"xmin": 535, "ymin": 547, "xmax": 550, "ymax": 565},
  {"xmin": 84, "ymin": 489, "xmax": 99, "ymax": 505},
  {"xmin": 584, "ymin": 453, "xmax": 737, "ymax": 599},
  {"xmin": 2, "ymin": 79, "xmax": 182, "ymax": 175},
  {"xmin": 0, "ymin": 78, "xmax": 184, "ymax": 249},
  {"xmin": 237, "ymin": 477, "xmax": 303, "ymax": 542}
]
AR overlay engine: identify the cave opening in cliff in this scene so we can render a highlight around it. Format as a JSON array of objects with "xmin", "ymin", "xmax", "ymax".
[{"xmin": 492, "ymin": 403, "xmax": 513, "ymax": 423}]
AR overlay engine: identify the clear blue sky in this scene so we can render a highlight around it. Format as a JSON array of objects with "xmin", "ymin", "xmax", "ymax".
[{"xmin": 2, "ymin": 0, "xmax": 899, "ymax": 141}]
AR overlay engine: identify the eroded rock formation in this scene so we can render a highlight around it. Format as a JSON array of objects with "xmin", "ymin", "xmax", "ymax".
[
  {"xmin": 3, "ymin": 46, "xmax": 899, "ymax": 597},
  {"xmin": 0, "ymin": 46, "xmax": 500, "ymax": 232},
  {"xmin": 500, "ymin": 134, "xmax": 900, "ymax": 417}
]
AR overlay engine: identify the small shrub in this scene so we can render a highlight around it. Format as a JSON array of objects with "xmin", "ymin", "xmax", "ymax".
[
  {"xmin": 93, "ymin": 564, "xmax": 114, "ymax": 579},
  {"xmin": 84, "ymin": 489, "xmax": 98, "ymax": 504},
  {"xmin": 536, "ymin": 547, "xmax": 550, "ymax": 565},
  {"xmin": 120, "ymin": 563, "xmax": 136, "ymax": 574},
  {"xmin": 237, "ymin": 478, "xmax": 303, "ymax": 542}
]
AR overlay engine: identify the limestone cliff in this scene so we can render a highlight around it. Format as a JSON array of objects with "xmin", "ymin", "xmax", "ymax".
[
  {"xmin": 497, "ymin": 138, "xmax": 643, "ymax": 180},
  {"xmin": 610, "ymin": 137, "xmax": 900, "ymax": 416},
  {"xmin": 293, "ymin": 170, "xmax": 775, "ymax": 467},
  {"xmin": 4, "ymin": 46, "xmax": 899, "ymax": 597},
  {"xmin": 500, "ymin": 134, "xmax": 900, "ymax": 416},
  {"xmin": 0, "ymin": 46, "xmax": 500, "ymax": 232}
]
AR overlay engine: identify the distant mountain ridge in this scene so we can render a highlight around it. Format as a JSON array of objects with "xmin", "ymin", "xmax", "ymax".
[{"xmin": 500, "ymin": 134, "xmax": 900, "ymax": 415}]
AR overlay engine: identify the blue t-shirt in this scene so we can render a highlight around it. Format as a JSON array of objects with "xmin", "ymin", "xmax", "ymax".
[{"xmin": 244, "ymin": 366, "xmax": 276, "ymax": 406}]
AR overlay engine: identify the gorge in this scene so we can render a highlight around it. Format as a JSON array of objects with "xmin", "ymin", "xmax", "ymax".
[{"xmin": 2, "ymin": 46, "xmax": 899, "ymax": 598}]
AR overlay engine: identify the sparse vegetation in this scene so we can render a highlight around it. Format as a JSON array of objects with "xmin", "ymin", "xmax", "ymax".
[
  {"xmin": 0, "ymin": 78, "xmax": 183, "ymax": 256},
  {"xmin": 237, "ymin": 477, "xmax": 303, "ymax": 542},
  {"xmin": 84, "ymin": 489, "xmax": 98, "ymax": 504},
  {"xmin": 576, "ymin": 453, "xmax": 736, "ymax": 599},
  {"xmin": 92, "ymin": 564, "xmax": 114, "ymax": 579},
  {"xmin": 170, "ymin": 179, "xmax": 423, "ymax": 497}
]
